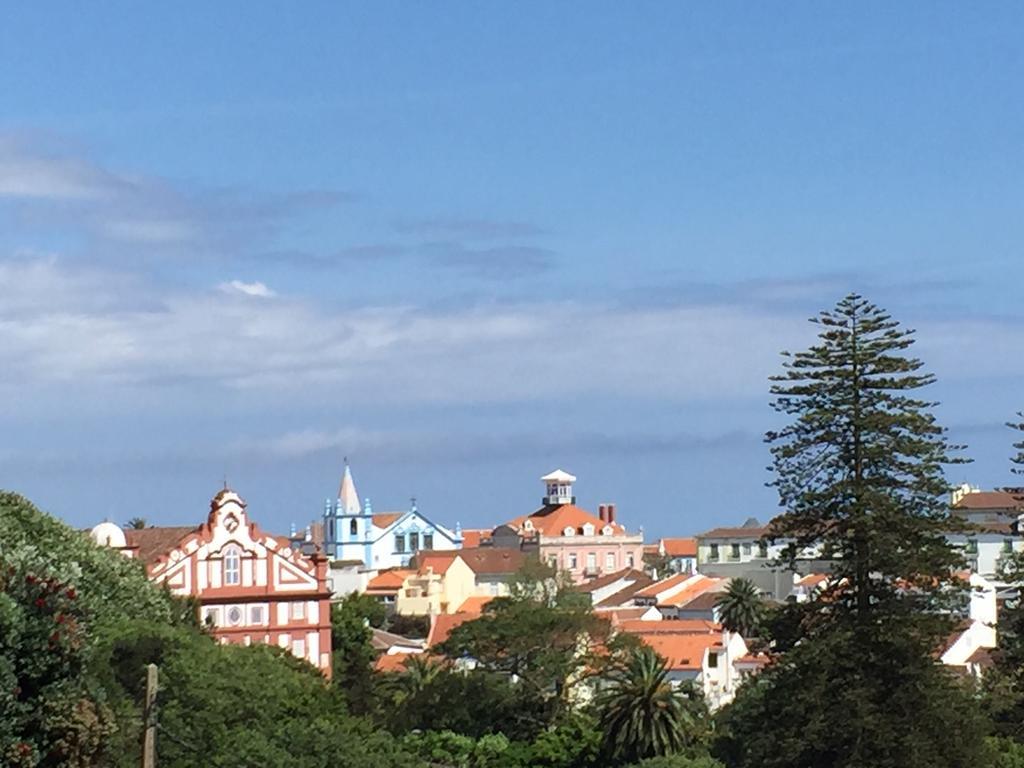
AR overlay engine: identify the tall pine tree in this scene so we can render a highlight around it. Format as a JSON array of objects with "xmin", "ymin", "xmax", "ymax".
[
  {"xmin": 715, "ymin": 295, "xmax": 987, "ymax": 768},
  {"xmin": 766, "ymin": 293, "xmax": 966, "ymax": 628}
]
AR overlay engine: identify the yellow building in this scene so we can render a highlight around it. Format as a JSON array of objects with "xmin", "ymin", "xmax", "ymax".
[{"xmin": 396, "ymin": 548, "xmax": 528, "ymax": 616}]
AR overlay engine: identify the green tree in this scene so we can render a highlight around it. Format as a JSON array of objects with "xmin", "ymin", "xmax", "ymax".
[
  {"xmin": 439, "ymin": 560, "xmax": 613, "ymax": 717},
  {"xmin": 766, "ymin": 294, "xmax": 966, "ymax": 628},
  {"xmin": 124, "ymin": 517, "xmax": 147, "ymax": 530},
  {"xmin": 713, "ymin": 579, "xmax": 764, "ymax": 639},
  {"xmin": 595, "ymin": 646, "xmax": 705, "ymax": 766},
  {"xmin": 0, "ymin": 551, "xmax": 115, "ymax": 767},
  {"xmin": 718, "ymin": 295, "xmax": 988, "ymax": 768},
  {"xmin": 331, "ymin": 594, "xmax": 381, "ymax": 714}
]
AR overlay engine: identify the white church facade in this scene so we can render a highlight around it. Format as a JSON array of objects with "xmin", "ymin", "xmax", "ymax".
[{"xmin": 320, "ymin": 463, "xmax": 463, "ymax": 571}]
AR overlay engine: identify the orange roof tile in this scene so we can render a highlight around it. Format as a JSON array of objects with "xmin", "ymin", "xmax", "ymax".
[
  {"xmin": 617, "ymin": 619, "xmax": 719, "ymax": 634},
  {"xmin": 953, "ymin": 491, "xmax": 1022, "ymax": 510},
  {"xmin": 796, "ymin": 573, "xmax": 829, "ymax": 588},
  {"xmin": 634, "ymin": 572, "xmax": 694, "ymax": 599},
  {"xmin": 372, "ymin": 513, "xmax": 404, "ymax": 529},
  {"xmin": 633, "ymin": 632, "xmax": 723, "ymax": 671},
  {"xmin": 457, "ymin": 547, "xmax": 527, "ymax": 575},
  {"xmin": 455, "ymin": 595, "xmax": 493, "ymax": 613},
  {"xmin": 365, "ymin": 569, "xmax": 413, "ymax": 592},
  {"xmin": 427, "ymin": 612, "xmax": 478, "ymax": 647},
  {"xmin": 374, "ymin": 652, "xmax": 416, "ymax": 673},
  {"xmin": 460, "ymin": 529, "xmax": 490, "ymax": 548},
  {"xmin": 508, "ymin": 504, "xmax": 628, "ymax": 537},
  {"xmin": 415, "ymin": 552, "xmax": 460, "ymax": 576},
  {"xmin": 662, "ymin": 538, "xmax": 697, "ymax": 557},
  {"xmin": 658, "ymin": 576, "xmax": 723, "ymax": 607}
]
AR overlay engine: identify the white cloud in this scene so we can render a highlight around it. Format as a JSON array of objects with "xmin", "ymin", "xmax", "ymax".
[{"xmin": 218, "ymin": 280, "xmax": 276, "ymax": 298}]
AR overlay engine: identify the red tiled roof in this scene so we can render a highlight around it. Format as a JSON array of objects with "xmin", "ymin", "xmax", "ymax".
[
  {"xmin": 662, "ymin": 538, "xmax": 697, "ymax": 557},
  {"xmin": 634, "ymin": 572, "xmax": 697, "ymax": 599},
  {"xmin": 577, "ymin": 568, "xmax": 646, "ymax": 593},
  {"xmin": 457, "ymin": 547, "xmax": 527, "ymax": 576},
  {"xmin": 953, "ymin": 491, "xmax": 1022, "ymax": 510},
  {"xmin": 507, "ymin": 504, "xmax": 627, "ymax": 537},
  {"xmin": 374, "ymin": 652, "xmax": 415, "ymax": 673},
  {"xmin": 370, "ymin": 628, "xmax": 424, "ymax": 651},
  {"xmin": 124, "ymin": 526, "xmax": 199, "ymax": 566},
  {"xmin": 414, "ymin": 552, "xmax": 460, "ymax": 576},
  {"xmin": 796, "ymin": 573, "xmax": 829, "ymax": 588},
  {"xmin": 600, "ymin": 607, "xmax": 654, "ymax": 624},
  {"xmin": 460, "ymin": 529, "xmax": 490, "ymax": 548},
  {"xmin": 365, "ymin": 569, "xmax": 413, "ymax": 593},
  {"xmin": 617, "ymin": 618, "xmax": 718, "ymax": 634},
  {"xmin": 594, "ymin": 575, "xmax": 657, "ymax": 608},
  {"xmin": 427, "ymin": 612, "xmax": 478, "ymax": 647},
  {"xmin": 456, "ymin": 596, "xmax": 493, "ymax": 613},
  {"xmin": 631, "ymin": 632, "xmax": 723, "ymax": 671},
  {"xmin": 372, "ymin": 513, "xmax": 404, "ymax": 529},
  {"xmin": 657, "ymin": 576, "xmax": 724, "ymax": 608}
]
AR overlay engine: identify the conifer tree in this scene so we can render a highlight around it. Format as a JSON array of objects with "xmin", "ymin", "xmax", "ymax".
[{"xmin": 766, "ymin": 293, "xmax": 966, "ymax": 629}]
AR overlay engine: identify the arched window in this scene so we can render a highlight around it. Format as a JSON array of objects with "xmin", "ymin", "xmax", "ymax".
[
  {"xmin": 223, "ymin": 545, "xmax": 241, "ymax": 585},
  {"xmin": 350, "ymin": 519, "xmax": 358, "ymax": 537}
]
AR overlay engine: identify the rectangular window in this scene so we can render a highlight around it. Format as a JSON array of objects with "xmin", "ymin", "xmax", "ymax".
[
  {"xmin": 605, "ymin": 553, "xmax": 616, "ymax": 571},
  {"xmin": 742, "ymin": 543, "xmax": 752, "ymax": 556},
  {"xmin": 1004, "ymin": 539, "xmax": 1014, "ymax": 554},
  {"xmin": 758, "ymin": 541, "xmax": 768, "ymax": 559},
  {"xmin": 395, "ymin": 534, "xmax": 405, "ymax": 554},
  {"xmin": 627, "ymin": 553, "xmax": 635, "ymax": 568},
  {"xmin": 249, "ymin": 606, "xmax": 264, "ymax": 625},
  {"xmin": 409, "ymin": 532, "xmax": 420, "ymax": 552},
  {"xmin": 587, "ymin": 552, "xmax": 597, "ymax": 571},
  {"xmin": 707, "ymin": 652, "xmax": 718, "ymax": 668},
  {"xmin": 709, "ymin": 544, "xmax": 719, "ymax": 561},
  {"xmin": 965, "ymin": 538, "xmax": 978, "ymax": 555},
  {"xmin": 730, "ymin": 543, "xmax": 741, "ymax": 560},
  {"xmin": 569, "ymin": 553, "xmax": 578, "ymax": 570},
  {"xmin": 203, "ymin": 607, "xmax": 220, "ymax": 627},
  {"xmin": 292, "ymin": 638, "xmax": 306, "ymax": 658},
  {"xmin": 290, "ymin": 602, "xmax": 306, "ymax": 621},
  {"xmin": 423, "ymin": 533, "xmax": 434, "ymax": 550}
]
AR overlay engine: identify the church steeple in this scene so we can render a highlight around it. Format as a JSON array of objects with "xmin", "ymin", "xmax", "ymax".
[{"xmin": 338, "ymin": 460, "xmax": 361, "ymax": 515}]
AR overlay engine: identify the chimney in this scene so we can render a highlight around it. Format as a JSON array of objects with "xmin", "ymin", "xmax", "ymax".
[
  {"xmin": 598, "ymin": 504, "xmax": 608, "ymax": 523},
  {"xmin": 607, "ymin": 504, "xmax": 616, "ymax": 524}
]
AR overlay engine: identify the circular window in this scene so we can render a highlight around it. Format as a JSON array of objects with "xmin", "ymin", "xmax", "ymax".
[{"xmin": 227, "ymin": 606, "xmax": 243, "ymax": 626}]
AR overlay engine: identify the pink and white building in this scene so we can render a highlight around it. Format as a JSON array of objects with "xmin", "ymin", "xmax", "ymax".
[{"xmin": 90, "ymin": 488, "xmax": 333, "ymax": 676}]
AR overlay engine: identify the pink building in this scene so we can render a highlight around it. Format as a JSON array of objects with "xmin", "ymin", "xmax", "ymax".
[{"xmin": 503, "ymin": 470, "xmax": 645, "ymax": 584}]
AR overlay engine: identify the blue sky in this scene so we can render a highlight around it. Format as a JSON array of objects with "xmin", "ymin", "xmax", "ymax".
[{"xmin": 2, "ymin": 3, "xmax": 1024, "ymax": 538}]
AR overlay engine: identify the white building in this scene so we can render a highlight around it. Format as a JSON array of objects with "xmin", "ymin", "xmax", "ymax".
[{"xmin": 319, "ymin": 463, "xmax": 462, "ymax": 573}]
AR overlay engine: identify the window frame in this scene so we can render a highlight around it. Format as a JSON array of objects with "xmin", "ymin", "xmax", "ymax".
[{"xmin": 223, "ymin": 545, "xmax": 241, "ymax": 586}]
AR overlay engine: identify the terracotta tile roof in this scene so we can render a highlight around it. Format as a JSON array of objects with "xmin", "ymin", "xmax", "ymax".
[
  {"xmin": 662, "ymin": 538, "xmax": 697, "ymax": 557},
  {"xmin": 365, "ymin": 569, "xmax": 413, "ymax": 593},
  {"xmin": 374, "ymin": 652, "xmax": 415, "ymax": 673},
  {"xmin": 966, "ymin": 647, "xmax": 995, "ymax": 667},
  {"xmin": 698, "ymin": 525, "xmax": 769, "ymax": 539},
  {"xmin": 953, "ymin": 491, "xmax": 1022, "ymax": 510},
  {"xmin": 734, "ymin": 653, "xmax": 773, "ymax": 669},
  {"xmin": 577, "ymin": 568, "xmax": 646, "ymax": 593},
  {"xmin": 456, "ymin": 595, "xmax": 493, "ymax": 613},
  {"xmin": 414, "ymin": 552, "xmax": 460, "ymax": 576},
  {"xmin": 617, "ymin": 618, "xmax": 718, "ymax": 634},
  {"xmin": 457, "ymin": 547, "xmax": 527, "ymax": 576},
  {"xmin": 796, "ymin": 573, "xmax": 829, "ymax": 588},
  {"xmin": 594, "ymin": 575, "xmax": 657, "ymax": 608},
  {"xmin": 635, "ymin": 572, "xmax": 695, "ymax": 599},
  {"xmin": 507, "ymin": 504, "xmax": 627, "ymax": 537},
  {"xmin": 460, "ymin": 529, "xmax": 490, "ymax": 548},
  {"xmin": 643, "ymin": 544, "xmax": 660, "ymax": 556},
  {"xmin": 372, "ymin": 512, "xmax": 404, "ymax": 529},
  {"xmin": 656, "ymin": 576, "xmax": 724, "ymax": 608},
  {"xmin": 427, "ymin": 612, "xmax": 478, "ymax": 647},
  {"xmin": 124, "ymin": 526, "xmax": 199, "ymax": 566},
  {"xmin": 632, "ymin": 632, "xmax": 723, "ymax": 671}
]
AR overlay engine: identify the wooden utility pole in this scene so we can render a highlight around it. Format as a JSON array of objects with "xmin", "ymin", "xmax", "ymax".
[{"xmin": 142, "ymin": 663, "xmax": 158, "ymax": 768}]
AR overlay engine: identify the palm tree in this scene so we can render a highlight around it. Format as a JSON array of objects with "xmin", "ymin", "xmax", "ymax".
[
  {"xmin": 382, "ymin": 653, "xmax": 442, "ymax": 704},
  {"xmin": 596, "ymin": 645, "xmax": 698, "ymax": 764},
  {"xmin": 714, "ymin": 577, "xmax": 765, "ymax": 638},
  {"xmin": 125, "ymin": 517, "xmax": 147, "ymax": 530}
]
